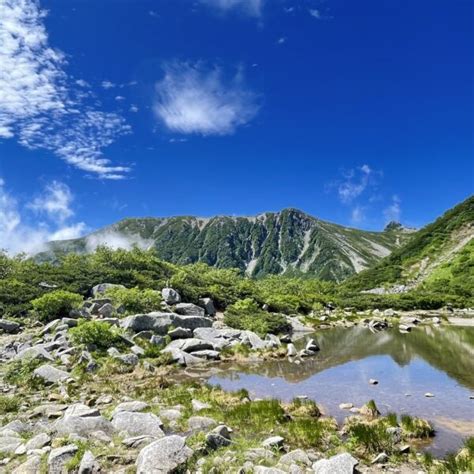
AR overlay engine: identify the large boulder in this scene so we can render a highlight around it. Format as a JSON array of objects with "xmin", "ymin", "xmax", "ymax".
[
  {"xmin": 48, "ymin": 445, "xmax": 78, "ymax": 474},
  {"xmin": 163, "ymin": 348, "xmax": 205, "ymax": 366},
  {"xmin": 15, "ymin": 346, "xmax": 54, "ymax": 362},
  {"xmin": 33, "ymin": 365, "xmax": 70, "ymax": 384},
  {"xmin": 0, "ymin": 435, "xmax": 23, "ymax": 453},
  {"xmin": 112, "ymin": 411, "xmax": 164, "ymax": 438},
  {"xmin": 54, "ymin": 416, "xmax": 114, "ymax": 437},
  {"xmin": 198, "ymin": 297, "xmax": 216, "ymax": 316},
  {"xmin": 161, "ymin": 288, "xmax": 181, "ymax": 305},
  {"xmin": 112, "ymin": 401, "xmax": 149, "ymax": 416},
  {"xmin": 121, "ymin": 312, "xmax": 175, "ymax": 334},
  {"xmin": 174, "ymin": 315, "xmax": 213, "ymax": 331},
  {"xmin": 312, "ymin": 453, "xmax": 359, "ymax": 474},
  {"xmin": 136, "ymin": 435, "xmax": 193, "ymax": 474},
  {"xmin": 174, "ymin": 303, "xmax": 205, "ymax": 317},
  {"xmin": 163, "ymin": 338, "xmax": 214, "ymax": 354},
  {"xmin": 0, "ymin": 319, "xmax": 20, "ymax": 334},
  {"xmin": 12, "ymin": 455, "xmax": 41, "ymax": 474}
]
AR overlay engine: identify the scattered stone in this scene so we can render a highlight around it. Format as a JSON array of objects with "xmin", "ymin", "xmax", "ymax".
[
  {"xmin": 48, "ymin": 445, "xmax": 78, "ymax": 474},
  {"xmin": 113, "ymin": 353, "xmax": 139, "ymax": 366},
  {"xmin": 112, "ymin": 411, "xmax": 164, "ymax": 438},
  {"xmin": 33, "ymin": 365, "xmax": 70, "ymax": 384},
  {"xmin": 371, "ymin": 452, "xmax": 389, "ymax": 464},
  {"xmin": 188, "ymin": 416, "xmax": 217, "ymax": 432},
  {"xmin": 92, "ymin": 283, "xmax": 125, "ymax": 297},
  {"xmin": 425, "ymin": 393, "xmax": 435, "ymax": 398},
  {"xmin": 122, "ymin": 435, "xmax": 156, "ymax": 449},
  {"xmin": 198, "ymin": 297, "xmax": 216, "ymax": 316},
  {"xmin": 287, "ymin": 344, "xmax": 297, "ymax": 357},
  {"xmin": 54, "ymin": 415, "xmax": 114, "ymax": 437},
  {"xmin": 312, "ymin": 452, "xmax": 358, "ymax": 474},
  {"xmin": 112, "ymin": 401, "xmax": 149, "ymax": 415},
  {"xmin": 192, "ymin": 399, "xmax": 211, "ymax": 411},
  {"xmin": 175, "ymin": 303, "xmax": 205, "ymax": 317},
  {"xmin": 0, "ymin": 436, "xmax": 23, "ymax": 454},
  {"xmin": 12, "ymin": 455, "xmax": 41, "ymax": 474},
  {"xmin": 78, "ymin": 450, "xmax": 99, "ymax": 474},
  {"xmin": 339, "ymin": 403, "xmax": 353, "ymax": 410},
  {"xmin": 279, "ymin": 449, "xmax": 311, "ymax": 466},
  {"xmin": 131, "ymin": 345, "xmax": 145, "ymax": 356},
  {"xmin": 0, "ymin": 319, "xmax": 20, "ymax": 334},
  {"xmin": 164, "ymin": 338, "xmax": 213, "ymax": 354},
  {"xmin": 98, "ymin": 303, "xmax": 115, "ymax": 318},
  {"xmin": 399, "ymin": 444, "xmax": 410, "ymax": 454},
  {"xmin": 254, "ymin": 467, "xmax": 286, "ymax": 474},
  {"xmin": 24, "ymin": 433, "xmax": 51, "ymax": 451},
  {"xmin": 136, "ymin": 435, "xmax": 193, "ymax": 474},
  {"xmin": 386, "ymin": 427, "xmax": 402, "ymax": 443},
  {"xmin": 206, "ymin": 425, "xmax": 232, "ymax": 450},
  {"xmin": 369, "ymin": 379, "xmax": 379, "ymax": 385},
  {"xmin": 161, "ymin": 288, "xmax": 181, "ymax": 305},
  {"xmin": 16, "ymin": 346, "xmax": 54, "ymax": 362},
  {"xmin": 64, "ymin": 403, "xmax": 100, "ymax": 418},
  {"xmin": 262, "ymin": 436, "xmax": 284, "ymax": 449},
  {"xmin": 168, "ymin": 327, "xmax": 193, "ymax": 339}
]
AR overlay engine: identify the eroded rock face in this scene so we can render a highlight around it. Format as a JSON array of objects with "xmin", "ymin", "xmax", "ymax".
[{"xmin": 136, "ymin": 435, "xmax": 193, "ymax": 474}]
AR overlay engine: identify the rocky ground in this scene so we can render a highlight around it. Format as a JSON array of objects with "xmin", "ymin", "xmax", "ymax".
[{"xmin": 0, "ymin": 284, "xmax": 472, "ymax": 473}]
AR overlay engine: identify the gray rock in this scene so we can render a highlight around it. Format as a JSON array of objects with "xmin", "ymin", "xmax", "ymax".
[
  {"xmin": 287, "ymin": 343, "xmax": 297, "ymax": 357},
  {"xmin": 112, "ymin": 411, "xmax": 164, "ymax": 438},
  {"xmin": 78, "ymin": 450, "xmax": 99, "ymax": 474},
  {"xmin": 174, "ymin": 315, "xmax": 213, "ymax": 331},
  {"xmin": 33, "ymin": 365, "xmax": 70, "ymax": 384},
  {"xmin": 98, "ymin": 303, "xmax": 115, "ymax": 318},
  {"xmin": 161, "ymin": 288, "xmax": 181, "ymax": 305},
  {"xmin": 159, "ymin": 409, "xmax": 182, "ymax": 423},
  {"xmin": 164, "ymin": 338, "xmax": 214, "ymax": 354},
  {"xmin": 2, "ymin": 420, "xmax": 30, "ymax": 434},
  {"xmin": 312, "ymin": 453, "xmax": 358, "ymax": 474},
  {"xmin": 48, "ymin": 445, "xmax": 78, "ymax": 474},
  {"xmin": 131, "ymin": 345, "xmax": 145, "ymax": 356},
  {"xmin": 241, "ymin": 331, "xmax": 267, "ymax": 350},
  {"xmin": 280, "ymin": 449, "xmax": 311, "ymax": 466},
  {"xmin": 192, "ymin": 399, "xmax": 211, "ymax": 411},
  {"xmin": 113, "ymin": 353, "xmax": 139, "ymax": 366},
  {"xmin": 16, "ymin": 346, "xmax": 54, "ymax": 362},
  {"xmin": 150, "ymin": 335, "xmax": 165, "ymax": 346},
  {"xmin": 168, "ymin": 327, "xmax": 193, "ymax": 339},
  {"xmin": 198, "ymin": 297, "xmax": 216, "ymax": 316},
  {"xmin": 54, "ymin": 416, "xmax": 114, "ymax": 437},
  {"xmin": 136, "ymin": 435, "xmax": 193, "ymax": 474},
  {"xmin": 24, "ymin": 433, "xmax": 51, "ymax": 450},
  {"xmin": 163, "ymin": 348, "xmax": 204, "ymax": 366},
  {"xmin": 121, "ymin": 312, "xmax": 175, "ymax": 334},
  {"xmin": 192, "ymin": 349, "xmax": 221, "ymax": 360},
  {"xmin": 64, "ymin": 404, "xmax": 100, "ymax": 418},
  {"xmin": 0, "ymin": 436, "xmax": 23, "ymax": 453},
  {"xmin": 206, "ymin": 432, "xmax": 231, "ymax": 450},
  {"xmin": 12, "ymin": 455, "xmax": 41, "ymax": 474},
  {"xmin": 122, "ymin": 435, "xmax": 156, "ymax": 449},
  {"xmin": 371, "ymin": 452, "xmax": 388, "ymax": 464},
  {"xmin": 254, "ymin": 467, "xmax": 286, "ymax": 474},
  {"xmin": 386, "ymin": 426, "xmax": 402, "ymax": 443},
  {"xmin": 305, "ymin": 338, "xmax": 320, "ymax": 353},
  {"xmin": 91, "ymin": 283, "xmax": 125, "ymax": 297},
  {"xmin": 175, "ymin": 303, "xmax": 205, "ymax": 317},
  {"xmin": 0, "ymin": 319, "xmax": 20, "ymax": 334},
  {"xmin": 112, "ymin": 401, "xmax": 149, "ymax": 416},
  {"xmin": 262, "ymin": 436, "xmax": 284, "ymax": 449},
  {"xmin": 188, "ymin": 416, "xmax": 217, "ymax": 432}
]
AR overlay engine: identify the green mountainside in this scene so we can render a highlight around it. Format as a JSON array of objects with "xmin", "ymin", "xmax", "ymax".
[
  {"xmin": 37, "ymin": 208, "xmax": 411, "ymax": 282},
  {"xmin": 344, "ymin": 195, "xmax": 474, "ymax": 295}
]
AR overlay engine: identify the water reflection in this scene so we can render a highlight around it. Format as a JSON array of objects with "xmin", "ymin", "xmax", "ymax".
[{"xmin": 203, "ymin": 325, "xmax": 474, "ymax": 456}]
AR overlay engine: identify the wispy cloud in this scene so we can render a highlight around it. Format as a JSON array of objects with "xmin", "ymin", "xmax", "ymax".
[
  {"xmin": 351, "ymin": 205, "xmax": 365, "ymax": 224},
  {"xmin": 199, "ymin": 0, "xmax": 264, "ymax": 17},
  {"xmin": 337, "ymin": 164, "xmax": 373, "ymax": 204},
  {"xmin": 154, "ymin": 61, "xmax": 260, "ymax": 136},
  {"xmin": 384, "ymin": 195, "xmax": 402, "ymax": 223},
  {"xmin": 0, "ymin": 0, "xmax": 130, "ymax": 179},
  {"xmin": 308, "ymin": 9, "xmax": 321, "ymax": 19},
  {"xmin": 276, "ymin": 36, "xmax": 287, "ymax": 45},
  {"xmin": 0, "ymin": 178, "xmax": 86, "ymax": 255}
]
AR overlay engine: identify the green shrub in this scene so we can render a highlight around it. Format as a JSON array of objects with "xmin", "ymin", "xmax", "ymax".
[
  {"xmin": 31, "ymin": 290, "xmax": 83, "ymax": 322},
  {"xmin": 347, "ymin": 421, "xmax": 394, "ymax": 454},
  {"xmin": 4, "ymin": 358, "xmax": 43, "ymax": 389},
  {"xmin": 400, "ymin": 414, "xmax": 434, "ymax": 438},
  {"xmin": 224, "ymin": 298, "xmax": 291, "ymax": 336},
  {"xmin": 69, "ymin": 320, "xmax": 123, "ymax": 351},
  {"xmin": 0, "ymin": 395, "xmax": 21, "ymax": 414},
  {"xmin": 106, "ymin": 286, "xmax": 162, "ymax": 314}
]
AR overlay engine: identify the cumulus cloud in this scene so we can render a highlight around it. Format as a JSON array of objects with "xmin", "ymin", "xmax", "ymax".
[
  {"xmin": 0, "ymin": 0, "xmax": 130, "ymax": 179},
  {"xmin": 0, "ymin": 178, "xmax": 86, "ymax": 255},
  {"xmin": 154, "ymin": 62, "xmax": 260, "ymax": 136},
  {"xmin": 85, "ymin": 231, "xmax": 152, "ymax": 253},
  {"xmin": 384, "ymin": 195, "xmax": 402, "ymax": 223},
  {"xmin": 199, "ymin": 0, "xmax": 264, "ymax": 17}
]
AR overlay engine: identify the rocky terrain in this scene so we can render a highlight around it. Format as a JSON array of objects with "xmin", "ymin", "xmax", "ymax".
[
  {"xmin": 36, "ymin": 208, "xmax": 413, "ymax": 282},
  {"xmin": 0, "ymin": 284, "xmax": 471, "ymax": 474}
]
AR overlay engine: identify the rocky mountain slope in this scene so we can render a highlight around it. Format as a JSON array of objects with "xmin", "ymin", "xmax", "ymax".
[
  {"xmin": 345, "ymin": 195, "xmax": 474, "ymax": 294},
  {"xmin": 38, "ymin": 209, "xmax": 412, "ymax": 282}
]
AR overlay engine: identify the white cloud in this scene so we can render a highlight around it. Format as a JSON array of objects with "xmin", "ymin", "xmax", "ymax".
[
  {"xmin": 0, "ymin": 0, "xmax": 130, "ymax": 179},
  {"xmin": 115, "ymin": 95, "xmax": 125, "ymax": 102},
  {"xmin": 129, "ymin": 105, "xmax": 139, "ymax": 113},
  {"xmin": 28, "ymin": 181, "xmax": 74, "ymax": 222},
  {"xmin": 0, "ymin": 178, "xmax": 86, "ymax": 255},
  {"xmin": 338, "ymin": 164, "xmax": 373, "ymax": 203},
  {"xmin": 154, "ymin": 62, "xmax": 260, "ymax": 136},
  {"xmin": 199, "ymin": 0, "xmax": 264, "ymax": 17},
  {"xmin": 85, "ymin": 231, "xmax": 152, "ymax": 253},
  {"xmin": 384, "ymin": 195, "xmax": 402, "ymax": 223},
  {"xmin": 309, "ymin": 9, "xmax": 321, "ymax": 19},
  {"xmin": 277, "ymin": 36, "xmax": 287, "ymax": 44},
  {"xmin": 351, "ymin": 205, "xmax": 365, "ymax": 224},
  {"xmin": 101, "ymin": 80, "xmax": 116, "ymax": 89}
]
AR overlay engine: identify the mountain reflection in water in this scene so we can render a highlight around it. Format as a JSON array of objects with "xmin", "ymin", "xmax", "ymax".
[{"xmin": 202, "ymin": 325, "xmax": 474, "ymax": 456}]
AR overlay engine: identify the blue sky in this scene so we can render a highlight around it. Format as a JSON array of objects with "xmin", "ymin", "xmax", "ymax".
[{"xmin": 0, "ymin": 0, "xmax": 472, "ymax": 253}]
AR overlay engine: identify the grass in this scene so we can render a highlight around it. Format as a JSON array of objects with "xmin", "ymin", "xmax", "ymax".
[
  {"xmin": 0, "ymin": 395, "xmax": 21, "ymax": 415},
  {"xmin": 347, "ymin": 420, "xmax": 395, "ymax": 455},
  {"xmin": 4, "ymin": 358, "xmax": 44, "ymax": 390},
  {"xmin": 400, "ymin": 414, "xmax": 434, "ymax": 438}
]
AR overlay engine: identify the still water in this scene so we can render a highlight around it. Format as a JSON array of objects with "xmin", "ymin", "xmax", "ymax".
[{"xmin": 200, "ymin": 325, "xmax": 474, "ymax": 456}]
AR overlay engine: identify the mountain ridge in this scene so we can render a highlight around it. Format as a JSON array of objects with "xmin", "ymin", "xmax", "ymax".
[{"xmin": 37, "ymin": 207, "xmax": 412, "ymax": 281}]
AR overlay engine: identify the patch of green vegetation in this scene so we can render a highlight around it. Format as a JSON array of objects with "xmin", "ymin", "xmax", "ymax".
[
  {"xmin": 347, "ymin": 420, "xmax": 395, "ymax": 455},
  {"xmin": 400, "ymin": 414, "xmax": 434, "ymax": 438},
  {"xmin": 31, "ymin": 290, "xmax": 83, "ymax": 322},
  {"xmin": 69, "ymin": 320, "xmax": 125, "ymax": 351},
  {"xmin": 0, "ymin": 395, "xmax": 21, "ymax": 415},
  {"xmin": 4, "ymin": 358, "xmax": 44, "ymax": 390},
  {"xmin": 224, "ymin": 298, "xmax": 291, "ymax": 336},
  {"xmin": 105, "ymin": 286, "xmax": 162, "ymax": 315}
]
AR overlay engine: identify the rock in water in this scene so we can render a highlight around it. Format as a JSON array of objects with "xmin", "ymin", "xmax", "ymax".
[{"xmin": 136, "ymin": 435, "xmax": 193, "ymax": 474}]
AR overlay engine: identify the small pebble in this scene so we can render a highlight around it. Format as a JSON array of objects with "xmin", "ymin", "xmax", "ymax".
[
  {"xmin": 369, "ymin": 379, "xmax": 379, "ymax": 385},
  {"xmin": 425, "ymin": 393, "xmax": 435, "ymax": 398}
]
